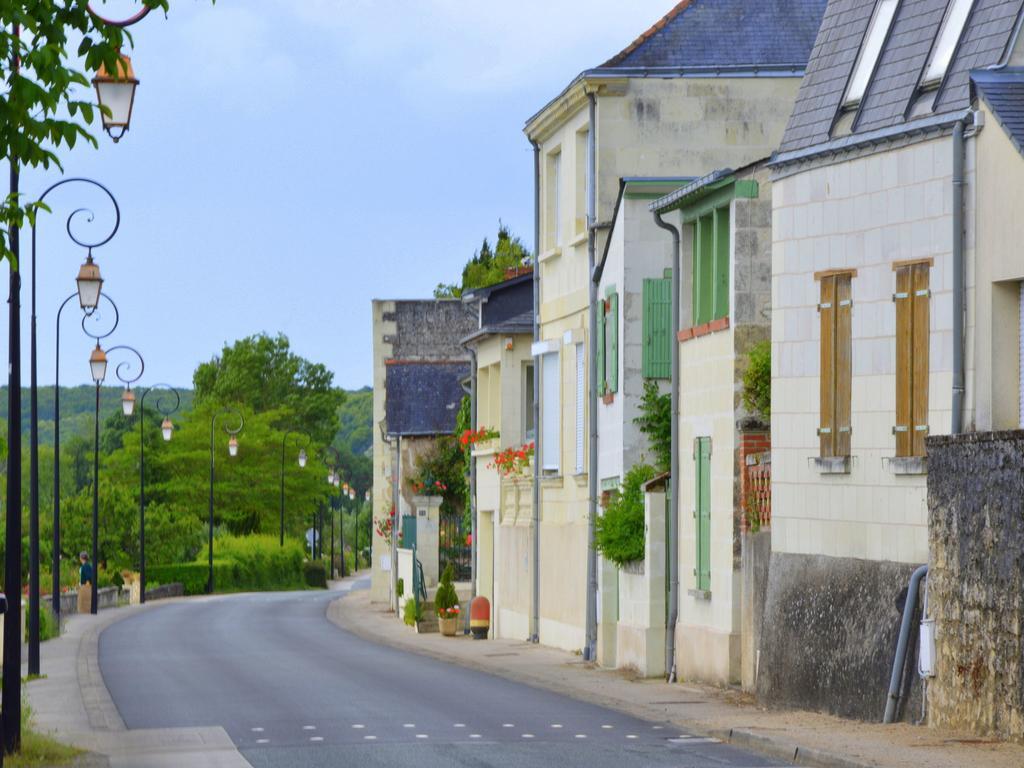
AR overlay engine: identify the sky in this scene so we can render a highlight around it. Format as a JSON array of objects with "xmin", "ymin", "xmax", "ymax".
[{"xmin": 6, "ymin": 0, "xmax": 671, "ymax": 391}]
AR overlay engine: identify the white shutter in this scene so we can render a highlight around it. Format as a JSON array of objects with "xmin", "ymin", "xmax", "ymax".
[
  {"xmin": 575, "ymin": 343, "xmax": 585, "ymax": 474},
  {"xmin": 542, "ymin": 351, "xmax": 560, "ymax": 471}
]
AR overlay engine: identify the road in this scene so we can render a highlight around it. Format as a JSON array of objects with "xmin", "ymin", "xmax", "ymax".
[{"xmin": 99, "ymin": 580, "xmax": 780, "ymax": 768}]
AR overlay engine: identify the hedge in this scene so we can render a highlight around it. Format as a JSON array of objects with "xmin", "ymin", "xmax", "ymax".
[
  {"xmin": 149, "ymin": 536, "xmax": 310, "ymax": 595},
  {"xmin": 304, "ymin": 559, "xmax": 327, "ymax": 588}
]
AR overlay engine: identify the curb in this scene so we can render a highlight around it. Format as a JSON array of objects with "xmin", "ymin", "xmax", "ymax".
[{"xmin": 710, "ymin": 728, "xmax": 880, "ymax": 768}]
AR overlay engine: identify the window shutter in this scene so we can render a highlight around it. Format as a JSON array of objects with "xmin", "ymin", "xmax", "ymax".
[
  {"xmin": 596, "ymin": 299, "xmax": 606, "ymax": 394},
  {"xmin": 643, "ymin": 277, "xmax": 672, "ymax": 379},
  {"xmin": 819, "ymin": 275, "xmax": 836, "ymax": 458},
  {"xmin": 541, "ymin": 351, "xmax": 560, "ymax": 471},
  {"xmin": 695, "ymin": 437, "xmax": 711, "ymax": 591},
  {"xmin": 894, "ymin": 267, "xmax": 913, "ymax": 458},
  {"xmin": 695, "ymin": 214, "xmax": 714, "ymax": 325},
  {"xmin": 713, "ymin": 206, "xmax": 730, "ymax": 321},
  {"xmin": 835, "ymin": 274, "xmax": 852, "ymax": 458},
  {"xmin": 575, "ymin": 344, "xmax": 585, "ymax": 474},
  {"xmin": 911, "ymin": 264, "xmax": 930, "ymax": 456},
  {"xmin": 608, "ymin": 293, "xmax": 619, "ymax": 393}
]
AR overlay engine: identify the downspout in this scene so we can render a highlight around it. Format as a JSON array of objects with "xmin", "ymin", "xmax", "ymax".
[
  {"xmin": 884, "ymin": 564, "xmax": 928, "ymax": 723},
  {"xmin": 530, "ymin": 138, "xmax": 541, "ymax": 644},
  {"xmin": 584, "ymin": 91, "xmax": 600, "ymax": 662},
  {"xmin": 466, "ymin": 348, "xmax": 478, "ymax": 634},
  {"xmin": 951, "ymin": 117, "xmax": 968, "ymax": 434},
  {"xmin": 653, "ymin": 210, "xmax": 680, "ymax": 684},
  {"xmin": 392, "ymin": 435, "xmax": 401, "ymax": 612}
]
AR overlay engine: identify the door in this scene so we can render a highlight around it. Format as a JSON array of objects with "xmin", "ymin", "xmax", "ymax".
[{"xmin": 695, "ymin": 438, "xmax": 711, "ymax": 592}]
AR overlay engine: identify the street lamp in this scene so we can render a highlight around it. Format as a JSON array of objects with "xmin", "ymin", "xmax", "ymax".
[
  {"xmin": 121, "ymin": 387, "xmax": 135, "ymax": 416},
  {"xmin": 210, "ymin": 408, "xmax": 244, "ymax": 594},
  {"xmin": 279, "ymin": 429, "xmax": 312, "ymax": 547},
  {"xmin": 89, "ymin": 344, "xmax": 144, "ymax": 615},
  {"xmin": 92, "ymin": 54, "xmax": 139, "ymax": 143},
  {"xmin": 137, "ymin": 386, "xmax": 181, "ymax": 604},
  {"xmin": 323, "ymin": 447, "xmax": 341, "ymax": 578},
  {"xmin": 26, "ymin": 178, "xmax": 119, "ymax": 679}
]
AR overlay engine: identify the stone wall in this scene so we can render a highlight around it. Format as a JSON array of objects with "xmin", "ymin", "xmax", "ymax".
[
  {"xmin": 740, "ymin": 529, "xmax": 770, "ymax": 691},
  {"xmin": 758, "ymin": 551, "xmax": 922, "ymax": 721},
  {"xmin": 926, "ymin": 431, "xmax": 1024, "ymax": 742}
]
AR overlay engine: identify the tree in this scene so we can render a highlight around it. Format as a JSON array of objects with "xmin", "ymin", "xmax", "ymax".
[
  {"xmin": 0, "ymin": 1, "xmax": 171, "ymax": 262},
  {"xmin": 193, "ymin": 333, "xmax": 344, "ymax": 443},
  {"xmin": 434, "ymin": 223, "xmax": 531, "ymax": 298}
]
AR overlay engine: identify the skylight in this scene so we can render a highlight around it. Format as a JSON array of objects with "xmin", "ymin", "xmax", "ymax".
[
  {"xmin": 843, "ymin": 0, "xmax": 900, "ymax": 108},
  {"xmin": 921, "ymin": 0, "xmax": 975, "ymax": 87}
]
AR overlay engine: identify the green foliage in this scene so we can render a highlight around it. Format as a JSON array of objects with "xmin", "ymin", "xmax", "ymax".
[
  {"xmin": 434, "ymin": 562, "xmax": 458, "ymax": 617},
  {"xmin": 193, "ymin": 333, "xmax": 344, "ymax": 443},
  {"xmin": 148, "ymin": 535, "xmax": 307, "ymax": 595},
  {"xmin": 595, "ymin": 464, "xmax": 658, "ymax": 567},
  {"xmin": 304, "ymin": 559, "xmax": 327, "ymax": 588},
  {"xmin": 634, "ymin": 381, "xmax": 671, "ymax": 472},
  {"xmin": 38, "ymin": 605, "xmax": 59, "ymax": 642},
  {"xmin": 742, "ymin": 340, "xmax": 771, "ymax": 420},
  {"xmin": 409, "ymin": 437, "xmax": 466, "ymax": 517},
  {"xmin": 396, "ymin": 577, "xmax": 404, "ymax": 598},
  {"xmin": 434, "ymin": 223, "xmax": 531, "ymax": 298},
  {"xmin": 336, "ymin": 387, "xmax": 372, "ymax": 456},
  {"xmin": 146, "ymin": 562, "xmax": 210, "ymax": 596},
  {"xmin": 403, "ymin": 596, "xmax": 422, "ymax": 626}
]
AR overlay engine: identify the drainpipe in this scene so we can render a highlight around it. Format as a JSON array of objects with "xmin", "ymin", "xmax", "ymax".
[
  {"xmin": 530, "ymin": 138, "xmax": 541, "ymax": 644},
  {"xmin": 584, "ymin": 91, "xmax": 600, "ymax": 662},
  {"xmin": 884, "ymin": 564, "xmax": 928, "ymax": 723},
  {"xmin": 951, "ymin": 117, "xmax": 968, "ymax": 434},
  {"xmin": 466, "ymin": 348, "xmax": 478, "ymax": 634},
  {"xmin": 653, "ymin": 210, "xmax": 680, "ymax": 683},
  {"xmin": 392, "ymin": 435, "xmax": 401, "ymax": 612}
]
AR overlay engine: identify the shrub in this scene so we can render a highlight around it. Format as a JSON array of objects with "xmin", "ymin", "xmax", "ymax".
[
  {"xmin": 148, "ymin": 535, "xmax": 307, "ymax": 595},
  {"xmin": 304, "ymin": 560, "xmax": 327, "ymax": 588},
  {"xmin": 434, "ymin": 563, "xmax": 459, "ymax": 618},
  {"xmin": 742, "ymin": 340, "xmax": 771, "ymax": 420},
  {"xmin": 634, "ymin": 381, "xmax": 671, "ymax": 472},
  {"xmin": 403, "ymin": 596, "xmax": 422, "ymax": 626},
  {"xmin": 147, "ymin": 562, "xmax": 213, "ymax": 596},
  {"xmin": 39, "ymin": 605, "xmax": 60, "ymax": 642},
  {"xmin": 595, "ymin": 463, "xmax": 658, "ymax": 567},
  {"xmin": 396, "ymin": 577, "xmax": 404, "ymax": 598}
]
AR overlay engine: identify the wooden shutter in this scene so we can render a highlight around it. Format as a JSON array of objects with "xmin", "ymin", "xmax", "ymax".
[
  {"xmin": 835, "ymin": 275, "xmax": 852, "ymax": 457},
  {"xmin": 695, "ymin": 437, "xmax": 711, "ymax": 591},
  {"xmin": 608, "ymin": 292, "xmax": 619, "ymax": 393},
  {"xmin": 713, "ymin": 206, "xmax": 730, "ymax": 321},
  {"xmin": 819, "ymin": 275, "xmax": 836, "ymax": 457},
  {"xmin": 643, "ymin": 277, "xmax": 672, "ymax": 379},
  {"xmin": 911, "ymin": 264, "xmax": 930, "ymax": 456},
  {"xmin": 596, "ymin": 299, "xmax": 606, "ymax": 394}
]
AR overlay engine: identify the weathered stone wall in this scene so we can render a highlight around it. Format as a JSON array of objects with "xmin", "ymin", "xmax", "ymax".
[
  {"xmin": 740, "ymin": 529, "xmax": 770, "ymax": 692},
  {"xmin": 758, "ymin": 552, "xmax": 922, "ymax": 721},
  {"xmin": 390, "ymin": 300, "xmax": 476, "ymax": 360},
  {"xmin": 926, "ymin": 431, "xmax": 1024, "ymax": 742}
]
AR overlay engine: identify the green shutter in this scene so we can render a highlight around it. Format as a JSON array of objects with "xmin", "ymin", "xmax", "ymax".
[
  {"xmin": 695, "ymin": 437, "xmax": 711, "ymax": 591},
  {"xmin": 694, "ymin": 214, "xmax": 715, "ymax": 325},
  {"xmin": 608, "ymin": 293, "xmax": 619, "ymax": 393},
  {"xmin": 596, "ymin": 299, "xmax": 606, "ymax": 395},
  {"xmin": 713, "ymin": 206, "xmax": 730, "ymax": 321},
  {"xmin": 643, "ymin": 277, "xmax": 671, "ymax": 379}
]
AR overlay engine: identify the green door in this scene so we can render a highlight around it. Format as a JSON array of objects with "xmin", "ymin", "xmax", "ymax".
[
  {"xmin": 401, "ymin": 514, "xmax": 417, "ymax": 549},
  {"xmin": 695, "ymin": 438, "xmax": 711, "ymax": 592}
]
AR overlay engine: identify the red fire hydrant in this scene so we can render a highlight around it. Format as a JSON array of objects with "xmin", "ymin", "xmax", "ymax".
[{"xmin": 470, "ymin": 595, "xmax": 490, "ymax": 640}]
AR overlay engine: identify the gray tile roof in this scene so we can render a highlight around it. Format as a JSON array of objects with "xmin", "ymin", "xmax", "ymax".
[
  {"xmin": 972, "ymin": 67, "xmax": 1024, "ymax": 154},
  {"xmin": 384, "ymin": 362, "xmax": 470, "ymax": 437},
  {"xmin": 603, "ymin": 0, "xmax": 827, "ymax": 69},
  {"xmin": 778, "ymin": 0, "xmax": 1024, "ymax": 155}
]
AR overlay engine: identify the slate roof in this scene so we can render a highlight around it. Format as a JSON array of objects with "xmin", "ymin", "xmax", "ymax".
[
  {"xmin": 603, "ymin": 0, "xmax": 828, "ymax": 70},
  {"xmin": 384, "ymin": 361, "xmax": 470, "ymax": 437},
  {"xmin": 972, "ymin": 67, "xmax": 1024, "ymax": 154},
  {"xmin": 461, "ymin": 272, "xmax": 534, "ymax": 344},
  {"xmin": 777, "ymin": 0, "xmax": 1024, "ymax": 157}
]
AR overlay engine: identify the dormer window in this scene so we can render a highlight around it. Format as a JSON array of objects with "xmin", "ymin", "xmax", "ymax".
[
  {"xmin": 920, "ymin": 0, "xmax": 975, "ymax": 88},
  {"xmin": 842, "ymin": 0, "xmax": 900, "ymax": 108}
]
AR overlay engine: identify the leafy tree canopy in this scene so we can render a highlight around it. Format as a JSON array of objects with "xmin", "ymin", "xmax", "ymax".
[
  {"xmin": 434, "ymin": 223, "xmax": 531, "ymax": 299},
  {"xmin": 193, "ymin": 333, "xmax": 343, "ymax": 443}
]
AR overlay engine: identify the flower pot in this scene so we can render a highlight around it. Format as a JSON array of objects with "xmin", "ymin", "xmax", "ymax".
[{"xmin": 438, "ymin": 615, "xmax": 459, "ymax": 636}]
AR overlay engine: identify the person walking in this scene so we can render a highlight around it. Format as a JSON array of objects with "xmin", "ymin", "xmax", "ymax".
[{"xmin": 77, "ymin": 552, "xmax": 93, "ymax": 614}]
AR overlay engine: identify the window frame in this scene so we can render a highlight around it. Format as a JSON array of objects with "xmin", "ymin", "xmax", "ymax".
[
  {"xmin": 920, "ymin": 0, "xmax": 975, "ymax": 90},
  {"xmin": 841, "ymin": 0, "xmax": 901, "ymax": 109}
]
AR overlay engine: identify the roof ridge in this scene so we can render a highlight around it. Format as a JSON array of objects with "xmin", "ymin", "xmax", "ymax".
[{"xmin": 601, "ymin": 0, "xmax": 696, "ymax": 68}]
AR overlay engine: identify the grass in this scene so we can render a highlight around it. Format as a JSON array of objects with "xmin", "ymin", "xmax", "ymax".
[{"xmin": 6, "ymin": 729, "xmax": 81, "ymax": 766}]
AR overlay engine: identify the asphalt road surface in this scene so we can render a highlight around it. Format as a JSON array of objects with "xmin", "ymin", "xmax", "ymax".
[{"xmin": 100, "ymin": 580, "xmax": 781, "ymax": 768}]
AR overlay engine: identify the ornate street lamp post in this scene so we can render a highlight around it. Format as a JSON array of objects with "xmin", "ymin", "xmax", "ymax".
[
  {"xmin": 279, "ymin": 429, "xmax": 311, "ymax": 547},
  {"xmin": 136, "ymin": 385, "xmax": 180, "ymax": 603},
  {"xmin": 209, "ymin": 409, "xmax": 243, "ymax": 593}
]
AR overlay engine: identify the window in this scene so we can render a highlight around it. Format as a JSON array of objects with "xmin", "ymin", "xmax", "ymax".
[
  {"xmin": 643, "ymin": 273, "xmax": 672, "ymax": 378},
  {"xmin": 894, "ymin": 263, "xmax": 930, "ymax": 457},
  {"xmin": 818, "ymin": 271, "xmax": 853, "ymax": 458},
  {"xmin": 597, "ymin": 290, "xmax": 619, "ymax": 394},
  {"xmin": 546, "ymin": 150, "xmax": 561, "ymax": 249},
  {"xmin": 523, "ymin": 363, "xmax": 536, "ymax": 442},
  {"xmin": 575, "ymin": 129, "xmax": 589, "ymax": 236},
  {"xmin": 575, "ymin": 344, "xmax": 585, "ymax": 474},
  {"xmin": 693, "ymin": 207, "xmax": 730, "ymax": 326},
  {"xmin": 694, "ymin": 437, "xmax": 711, "ymax": 592},
  {"xmin": 541, "ymin": 351, "xmax": 560, "ymax": 472},
  {"xmin": 843, "ymin": 0, "xmax": 900, "ymax": 108},
  {"xmin": 921, "ymin": 0, "xmax": 974, "ymax": 87}
]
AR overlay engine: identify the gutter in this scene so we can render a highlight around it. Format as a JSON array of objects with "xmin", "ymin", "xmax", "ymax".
[
  {"xmin": 530, "ymin": 139, "xmax": 541, "ymax": 645},
  {"xmin": 652, "ymin": 210, "xmax": 680, "ymax": 683},
  {"xmin": 584, "ymin": 92, "xmax": 600, "ymax": 662}
]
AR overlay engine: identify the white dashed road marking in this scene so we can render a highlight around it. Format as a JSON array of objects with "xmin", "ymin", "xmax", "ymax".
[
  {"xmin": 522, "ymin": 734, "xmax": 534, "ymax": 739},
  {"xmin": 302, "ymin": 725, "xmax": 316, "ymax": 731},
  {"xmin": 251, "ymin": 727, "xmax": 264, "ymax": 733},
  {"xmin": 469, "ymin": 734, "xmax": 482, "ymax": 739},
  {"xmin": 575, "ymin": 734, "xmax": 587, "ymax": 739},
  {"xmin": 626, "ymin": 734, "xmax": 638, "ymax": 740},
  {"xmin": 601, "ymin": 724, "xmax": 613, "ymax": 729},
  {"xmin": 310, "ymin": 736, "xmax": 323, "ymax": 742},
  {"xmin": 352, "ymin": 724, "xmax": 365, "ymax": 729},
  {"xmin": 551, "ymin": 724, "xmax": 562, "ymax": 729},
  {"xmin": 502, "ymin": 723, "xmax": 514, "ymax": 728},
  {"xmin": 454, "ymin": 723, "xmax": 466, "ymax": 728},
  {"xmin": 416, "ymin": 734, "xmax": 429, "ymax": 740},
  {"xmin": 403, "ymin": 723, "xmax": 415, "ymax": 729},
  {"xmin": 256, "ymin": 739, "xmax": 269, "ymax": 744},
  {"xmin": 364, "ymin": 735, "xmax": 377, "ymax": 741}
]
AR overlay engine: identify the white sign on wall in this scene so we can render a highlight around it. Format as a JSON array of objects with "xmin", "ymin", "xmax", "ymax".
[{"xmin": 380, "ymin": 555, "xmax": 392, "ymax": 572}]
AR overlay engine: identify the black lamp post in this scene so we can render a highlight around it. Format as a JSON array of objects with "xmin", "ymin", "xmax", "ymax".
[
  {"xmin": 322, "ymin": 447, "xmax": 341, "ymax": 577},
  {"xmin": 279, "ymin": 429, "xmax": 311, "ymax": 547},
  {"xmin": 27, "ymin": 178, "xmax": 116, "ymax": 675},
  {"xmin": 136, "ymin": 385, "xmax": 180, "ymax": 603},
  {"xmin": 209, "ymin": 408, "xmax": 243, "ymax": 594},
  {"xmin": 88, "ymin": 343, "xmax": 144, "ymax": 615}
]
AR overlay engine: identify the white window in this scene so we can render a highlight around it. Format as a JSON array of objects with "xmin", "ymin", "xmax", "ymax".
[
  {"xmin": 843, "ymin": 0, "xmax": 900, "ymax": 107},
  {"xmin": 922, "ymin": 0, "xmax": 975, "ymax": 87},
  {"xmin": 523, "ymin": 363, "xmax": 536, "ymax": 442},
  {"xmin": 541, "ymin": 351, "xmax": 560, "ymax": 472},
  {"xmin": 575, "ymin": 343, "xmax": 585, "ymax": 474}
]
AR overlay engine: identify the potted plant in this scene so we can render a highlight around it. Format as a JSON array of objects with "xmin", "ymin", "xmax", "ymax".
[{"xmin": 435, "ymin": 563, "xmax": 460, "ymax": 637}]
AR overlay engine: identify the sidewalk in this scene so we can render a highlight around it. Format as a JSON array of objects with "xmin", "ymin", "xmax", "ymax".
[
  {"xmin": 24, "ymin": 599, "xmax": 253, "ymax": 768},
  {"xmin": 329, "ymin": 588, "xmax": 1024, "ymax": 768}
]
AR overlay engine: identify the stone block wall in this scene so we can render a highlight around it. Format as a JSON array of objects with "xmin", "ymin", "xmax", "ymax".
[{"xmin": 926, "ymin": 431, "xmax": 1024, "ymax": 742}]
